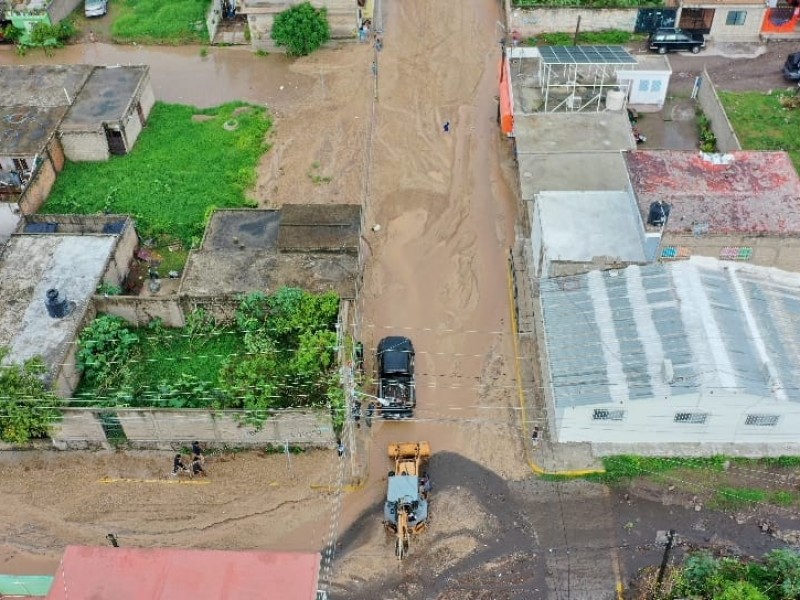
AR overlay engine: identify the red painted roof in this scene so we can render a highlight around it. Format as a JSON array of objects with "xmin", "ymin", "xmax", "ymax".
[
  {"xmin": 625, "ymin": 151, "xmax": 800, "ymax": 234},
  {"xmin": 46, "ymin": 546, "xmax": 320, "ymax": 600}
]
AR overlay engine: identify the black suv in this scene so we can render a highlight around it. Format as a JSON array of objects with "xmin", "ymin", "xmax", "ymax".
[
  {"xmin": 783, "ymin": 52, "xmax": 800, "ymax": 81},
  {"xmin": 648, "ymin": 28, "xmax": 705, "ymax": 55}
]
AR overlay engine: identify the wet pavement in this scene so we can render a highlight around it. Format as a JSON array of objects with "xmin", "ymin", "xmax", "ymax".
[{"xmin": 635, "ymin": 97, "xmax": 699, "ymax": 151}]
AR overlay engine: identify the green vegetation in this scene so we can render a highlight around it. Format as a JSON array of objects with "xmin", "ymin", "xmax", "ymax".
[
  {"xmin": 719, "ymin": 90, "xmax": 800, "ymax": 171},
  {"xmin": 43, "ymin": 102, "xmax": 271, "ymax": 245},
  {"xmin": 697, "ymin": 111, "xmax": 718, "ymax": 153},
  {"xmin": 0, "ymin": 348, "xmax": 62, "ymax": 444},
  {"xmin": 579, "ymin": 455, "xmax": 727, "ymax": 484},
  {"xmin": 16, "ymin": 20, "xmax": 76, "ymax": 56},
  {"xmin": 530, "ymin": 30, "xmax": 645, "ymax": 45},
  {"xmin": 112, "ymin": 0, "xmax": 211, "ymax": 44},
  {"xmin": 515, "ymin": 0, "xmax": 661, "ymax": 7},
  {"xmin": 650, "ymin": 549, "xmax": 800, "ymax": 600},
  {"xmin": 271, "ymin": 2, "xmax": 330, "ymax": 57},
  {"xmin": 74, "ymin": 289, "xmax": 342, "ymax": 426}
]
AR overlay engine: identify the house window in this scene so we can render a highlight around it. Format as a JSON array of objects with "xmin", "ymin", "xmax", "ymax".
[
  {"xmin": 726, "ymin": 10, "xmax": 747, "ymax": 26},
  {"xmin": 674, "ymin": 412, "xmax": 708, "ymax": 424},
  {"xmin": 745, "ymin": 414, "xmax": 779, "ymax": 427},
  {"xmin": 651, "ymin": 80, "xmax": 662, "ymax": 93},
  {"xmin": 638, "ymin": 80, "xmax": 650, "ymax": 92},
  {"xmin": 12, "ymin": 158, "xmax": 29, "ymax": 172},
  {"xmin": 593, "ymin": 409, "xmax": 625, "ymax": 421}
]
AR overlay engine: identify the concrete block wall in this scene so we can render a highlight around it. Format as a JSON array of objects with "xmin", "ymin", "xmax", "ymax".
[
  {"xmin": 47, "ymin": 0, "xmax": 82, "ymax": 23},
  {"xmin": 51, "ymin": 410, "xmax": 109, "ymax": 449},
  {"xmin": 138, "ymin": 77, "xmax": 156, "ymax": 119},
  {"xmin": 52, "ymin": 300, "xmax": 97, "ymax": 399},
  {"xmin": 123, "ymin": 110, "xmax": 143, "ymax": 154},
  {"xmin": 102, "ymin": 220, "xmax": 137, "ymax": 287},
  {"xmin": 94, "ymin": 296, "xmax": 185, "ymax": 327},
  {"xmin": 60, "ymin": 130, "xmax": 110, "ymax": 162},
  {"xmin": 51, "ymin": 408, "xmax": 335, "ymax": 449},
  {"xmin": 207, "ymin": 0, "xmax": 223, "ymax": 42},
  {"xmin": 510, "ymin": 7, "xmax": 637, "ymax": 37},
  {"xmin": 661, "ymin": 233, "xmax": 800, "ymax": 272},
  {"xmin": 697, "ymin": 68, "xmax": 741, "ymax": 153}
]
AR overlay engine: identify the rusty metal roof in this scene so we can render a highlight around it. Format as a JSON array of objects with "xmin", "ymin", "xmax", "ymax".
[{"xmin": 625, "ymin": 150, "xmax": 800, "ymax": 235}]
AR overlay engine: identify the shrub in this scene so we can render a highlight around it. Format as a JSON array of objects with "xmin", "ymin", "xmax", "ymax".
[
  {"xmin": 77, "ymin": 315, "xmax": 138, "ymax": 390},
  {"xmin": 0, "ymin": 348, "xmax": 62, "ymax": 444},
  {"xmin": 270, "ymin": 2, "xmax": 330, "ymax": 56}
]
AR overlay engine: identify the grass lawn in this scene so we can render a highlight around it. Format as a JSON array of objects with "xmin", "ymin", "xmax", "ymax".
[
  {"xmin": 73, "ymin": 325, "xmax": 242, "ymax": 407},
  {"xmin": 529, "ymin": 30, "xmax": 646, "ymax": 46},
  {"xmin": 112, "ymin": 0, "xmax": 211, "ymax": 44},
  {"xmin": 719, "ymin": 90, "xmax": 800, "ymax": 172},
  {"xmin": 43, "ymin": 102, "xmax": 271, "ymax": 245}
]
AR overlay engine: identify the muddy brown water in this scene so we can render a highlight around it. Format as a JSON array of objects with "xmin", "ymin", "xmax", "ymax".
[{"xmin": 0, "ymin": 44, "xmax": 314, "ymax": 109}]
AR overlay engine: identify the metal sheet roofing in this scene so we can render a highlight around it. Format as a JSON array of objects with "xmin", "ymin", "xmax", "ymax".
[
  {"xmin": 539, "ymin": 45, "xmax": 636, "ymax": 65},
  {"xmin": 539, "ymin": 257, "xmax": 800, "ymax": 409},
  {"xmin": 46, "ymin": 546, "xmax": 320, "ymax": 600}
]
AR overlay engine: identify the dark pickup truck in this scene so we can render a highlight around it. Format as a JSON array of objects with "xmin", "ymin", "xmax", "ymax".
[{"xmin": 377, "ymin": 336, "xmax": 416, "ymax": 419}]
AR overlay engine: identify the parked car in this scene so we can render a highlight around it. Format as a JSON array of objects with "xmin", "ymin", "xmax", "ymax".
[
  {"xmin": 84, "ymin": 0, "xmax": 108, "ymax": 17},
  {"xmin": 783, "ymin": 52, "xmax": 800, "ymax": 81},
  {"xmin": 648, "ymin": 28, "xmax": 705, "ymax": 55}
]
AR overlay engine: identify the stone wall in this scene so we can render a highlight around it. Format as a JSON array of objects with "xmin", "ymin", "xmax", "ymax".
[
  {"xmin": 697, "ymin": 67, "xmax": 741, "ymax": 153},
  {"xmin": 509, "ymin": 7, "xmax": 637, "ymax": 37},
  {"xmin": 51, "ymin": 408, "xmax": 335, "ymax": 449}
]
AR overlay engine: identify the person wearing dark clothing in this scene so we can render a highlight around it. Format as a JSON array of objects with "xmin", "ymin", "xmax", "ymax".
[
  {"xmin": 336, "ymin": 439, "xmax": 345, "ymax": 458},
  {"xmin": 192, "ymin": 458, "xmax": 207, "ymax": 477},
  {"xmin": 443, "ymin": 121, "xmax": 450, "ymax": 133},
  {"xmin": 366, "ymin": 402, "xmax": 375, "ymax": 428},
  {"xmin": 173, "ymin": 454, "xmax": 187, "ymax": 475},
  {"xmin": 191, "ymin": 441, "xmax": 204, "ymax": 462}
]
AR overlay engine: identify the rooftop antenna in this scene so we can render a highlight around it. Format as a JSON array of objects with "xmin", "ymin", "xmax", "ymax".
[{"xmin": 63, "ymin": 87, "xmax": 71, "ymax": 105}]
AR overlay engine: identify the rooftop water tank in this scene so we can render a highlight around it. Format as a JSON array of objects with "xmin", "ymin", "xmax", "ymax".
[
  {"xmin": 606, "ymin": 90, "xmax": 626, "ymax": 111},
  {"xmin": 45, "ymin": 288, "xmax": 72, "ymax": 319}
]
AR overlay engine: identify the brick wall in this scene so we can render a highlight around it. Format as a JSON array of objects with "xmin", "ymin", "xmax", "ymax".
[{"xmin": 17, "ymin": 139, "xmax": 61, "ymax": 214}]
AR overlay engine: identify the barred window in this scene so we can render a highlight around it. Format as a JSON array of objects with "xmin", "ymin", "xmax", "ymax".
[
  {"xmin": 745, "ymin": 414, "xmax": 779, "ymax": 427},
  {"xmin": 593, "ymin": 409, "xmax": 625, "ymax": 421},
  {"xmin": 674, "ymin": 412, "xmax": 708, "ymax": 424}
]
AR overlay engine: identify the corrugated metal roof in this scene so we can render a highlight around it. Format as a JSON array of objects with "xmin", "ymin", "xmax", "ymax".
[
  {"xmin": 540, "ymin": 257, "xmax": 800, "ymax": 409},
  {"xmin": 46, "ymin": 546, "xmax": 320, "ymax": 600}
]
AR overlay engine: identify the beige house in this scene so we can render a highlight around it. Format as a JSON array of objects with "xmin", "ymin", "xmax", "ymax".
[{"xmin": 675, "ymin": 0, "xmax": 766, "ymax": 42}]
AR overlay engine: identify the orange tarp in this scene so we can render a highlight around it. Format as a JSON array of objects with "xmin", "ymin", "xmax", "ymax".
[{"xmin": 499, "ymin": 54, "xmax": 514, "ymax": 136}]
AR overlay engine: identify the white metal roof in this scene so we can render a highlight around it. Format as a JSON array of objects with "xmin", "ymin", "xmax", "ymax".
[{"xmin": 539, "ymin": 257, "xmax": 800, "ymax": 409}]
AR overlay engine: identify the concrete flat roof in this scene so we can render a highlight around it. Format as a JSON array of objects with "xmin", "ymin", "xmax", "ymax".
[
  {"xmin": 0, "ymin": 65, "xmax": 92, "ymax": 108},
  {"xmin": 514, "ymin": 112, "xmax": 635, "ymax": 155},
  {"xmin": 181, "ymin": 208, "xmax": 361, "ymax": 299},
  {"xmin": 535, "ymin": 190, "xmax": 647, "ymax": 265},
  {"xmin": 0, "ymin": 106, "xmax": 67, "ymax": 154},
  {"xmin": 0, "ymin": 234, "xmax": 116, "ymax": 375},
  {"xmin": 626, "ymin": 151, "xmax": 800, "ymax": 234},
  {"xmin": 518, "ymin": 152, "xmax": 630, "ymax": 201},
  {"xmin": 61, "ymin": 66, "xmax": 148, "ymax": 130}
]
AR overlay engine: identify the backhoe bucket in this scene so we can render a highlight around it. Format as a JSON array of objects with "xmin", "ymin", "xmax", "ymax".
[{"xmin": 388, "ymin": 441, "xmax": 431, "ymax": 459}]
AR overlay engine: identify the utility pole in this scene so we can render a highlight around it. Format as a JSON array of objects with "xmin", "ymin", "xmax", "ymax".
[{"xmin": 653, "ymin": 529, "xmax": 676, "ymax": 599}]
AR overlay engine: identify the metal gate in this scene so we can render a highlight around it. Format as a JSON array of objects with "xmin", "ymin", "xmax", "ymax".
[{"xmin": 634, "ymin": 8, "xmax": 677, "ymax": 33}]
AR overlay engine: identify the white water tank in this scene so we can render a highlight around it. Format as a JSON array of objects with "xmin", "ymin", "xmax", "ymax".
[{"xmin": 606, "ymin": 90, "xmax": 626, "ymax": 111}]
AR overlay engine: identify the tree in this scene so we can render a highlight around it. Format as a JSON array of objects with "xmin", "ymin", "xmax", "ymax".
[
  {"xmin": 0, "ymin": 348, "xmax": 62, "ymax": 444},
  {"xmin": 270, "ymin": 2, "xmax": 330, "ymax": 57}
]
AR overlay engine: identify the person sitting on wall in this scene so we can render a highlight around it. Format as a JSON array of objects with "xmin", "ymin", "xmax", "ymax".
[
  {"xmin": 191, "ymin": 441, "xmax": 204, "ymax": 463},
  {"xmin": 192, "ymin": 457, "xmax": 207, "ymax": 477},
  {"xmin": 173, "ymin": 454, "xmax": 188, "ymax": 475}
]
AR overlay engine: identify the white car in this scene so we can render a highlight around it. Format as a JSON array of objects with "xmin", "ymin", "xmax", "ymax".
[{"xmin": 84, "ymin": 0, "xmax": 108, "ymax": 17}]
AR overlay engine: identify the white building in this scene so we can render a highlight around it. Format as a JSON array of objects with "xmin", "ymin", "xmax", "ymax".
[{"xmin": 537, "ymin": 257, "xmax": 800, "ymax": 453}]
